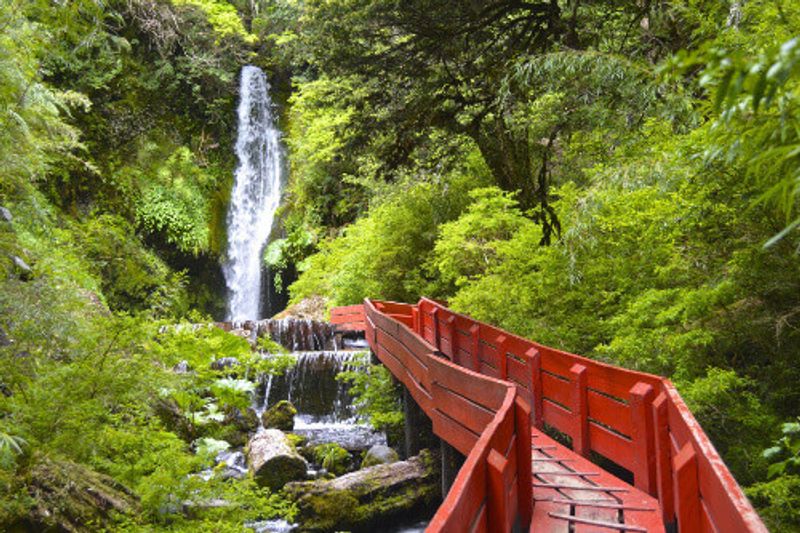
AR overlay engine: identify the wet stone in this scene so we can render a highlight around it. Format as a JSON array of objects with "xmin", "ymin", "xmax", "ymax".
[
  {"xmin": 362, "ymin": 445, "xmax": 399, "ymax": 468},
  {"xmin": 262, "ymin": 400, "xmax": 297, "ymax": 431}
]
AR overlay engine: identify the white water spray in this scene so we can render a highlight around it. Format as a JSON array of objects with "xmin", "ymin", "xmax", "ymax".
[{"xmin": 223, "ymin": 66, "xmax": 283, "ymax": 321}]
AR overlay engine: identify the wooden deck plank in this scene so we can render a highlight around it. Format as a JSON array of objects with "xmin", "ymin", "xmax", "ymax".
[{"xmin": 531, "ymin": 428, "xmax": 665, "ymax": 533}]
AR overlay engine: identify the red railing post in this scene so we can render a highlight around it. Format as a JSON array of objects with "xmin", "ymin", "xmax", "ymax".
[
  {"xmin": 412, "ymin": 306, "xmax": 420, "ymax": 335},
  {"xmin": 469, "ymin": 324, "xmax": 481, "ymax": 372},
  {"xmin": 570, "ymin": 363, "xmax": 589, "ymax": 456},
  {"xmin": 674, "ymin": 443, "xmax": 701, "ymax": 532},
  {"xmin": 630, "ymin": 381, "xmax": 657, "ymax": 496},
  {"xmin": 515, "ymin": 396, "xmax": 533, "ymax": 527},
  {"xmin": 487, "ymin": 449, "xmax": 510, "ymax": 531},
  {"xmin": 446, "ymin": 315, "xmax": 456, "ymax": 362},
  {"xmin": 653, "ymin": 392, "xmax": 676, "ymax": 526},
  {"xmin": 526, "ymin": 348, "xmax": 543, "ymax": 428},
  {"xmin": 431, "ymin": 308, "xmax": 440, "ymax": 352},
  {"xmin": 496, "ymin": 334, "xmax": 508, "ymax": 379}
]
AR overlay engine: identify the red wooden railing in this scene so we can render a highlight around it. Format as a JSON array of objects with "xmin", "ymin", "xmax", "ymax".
[{"xmin": 332, "ymin": 298, "xmax": 766, "ymax": 532}]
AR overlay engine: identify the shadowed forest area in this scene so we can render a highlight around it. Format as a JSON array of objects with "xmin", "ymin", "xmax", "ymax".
[{"xmin": 1, "ymin": 0, "xmax": 800, "ymax": 530}]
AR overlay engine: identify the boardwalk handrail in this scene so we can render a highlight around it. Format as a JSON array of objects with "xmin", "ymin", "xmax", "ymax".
[{"xmin": 332, "ymin": 298, "xmax": 766, "ymax": 532}]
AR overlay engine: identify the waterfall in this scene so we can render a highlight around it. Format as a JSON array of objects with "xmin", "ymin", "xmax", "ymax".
[{"xmin": 223, "ymin": 66, "xmax": 283, "ymax": 321}]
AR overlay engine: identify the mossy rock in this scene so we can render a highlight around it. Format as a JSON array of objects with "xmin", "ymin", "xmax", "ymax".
[
  {"xmin": 262, "ymin": 400, "xmax": 297, "ymax": 431},
  {"xmin": 24, "ymin": 455, "xmax": 139, "ymax": 532},
  {"xmin": 286, "ymin": 433, "xmax": 307, "ymax": 449},
  {"xmin": 286, "ymin": 449, "xmax": 439, "ymax": 532},
  {"xmin": 311, "ymin": 443, "xmax": 352, "ymax": 476}
]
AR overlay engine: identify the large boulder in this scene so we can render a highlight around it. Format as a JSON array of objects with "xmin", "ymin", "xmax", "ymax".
[
  {"xmin": 247, "ymin": 429, "xmax": 308, "ymax": 490},
  {"xmin": 262, "ymin": 400, "xmax": 296, "ymax": 431},
  {"xmin": 285, "ymin": 449, "xmax": 439, "ymax": 532},
  {"xmin": 361, "ymin": 445, "xmax": 399, "ymax": 468}
]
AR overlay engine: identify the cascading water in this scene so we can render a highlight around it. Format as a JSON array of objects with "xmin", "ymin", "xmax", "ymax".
[{"xmin": 223, "ymin": 66, "xmax": 283, "ymax": 321}]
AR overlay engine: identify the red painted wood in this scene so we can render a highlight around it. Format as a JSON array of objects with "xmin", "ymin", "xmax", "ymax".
[
  {"xmin": 587, "ymin": 420, "xmax": 635, "ymax": 471},
  {"xmin": 630, "ymin": 382, "xmax": 657, "ymax": 496},
  {"xmin": 431, "ymin": 308, "xmax": 440, "ymax": 352},
  {"xmin": 428, "ymin": 354, "xmax": 509, "ymax": 411},
  {"xmin": 541, "ymin": 371, "xmax": 572, "ymax": 410},
  {"xmin": 515, "ymin": 396, "xmax": 533, "ymax": 526},
  {"xmin": 431, "ymin": 409, "xmax": 480, "ymax": 456},
  {"xmin": 571, "ymin": 363, "xmax": 589, "ymax": 457},
  {"xmin": 504, "ymin": 354, "xmax": 528, "ymax": 390},
  {"xmin": 588, "ymin": 389, "xmax": 632, "ymax": 437},
  {"xmin": 527, "ymin": 348, "xmax": 543, "ymax": 428},
  {"xmin": 338, "ymin": 299, "xmax": 766, "ymax": 533},
  {"xmin": 431, "ymin": 381, "xmax": 495, "ymax": 435},
  {"xmin": 495, "ymin": 334, "xmax": 508, "ymax": 380},
  {"xmin": 446, "ymin": 315, "xmax": 457, "ymax": 361},
  {"xmin": 653, "ymin": 392, "xmax": 676, "ymax": 526},
  {"xmin": 674, "ymin": 443, "xmax": 701, "ymax": 533},
  {"xmin": 487, "ymin": 449, "xmax": 511, "ymax": 532},
  {"xmin": 542, "ymin": 398, "xmax": 573, "ymax": 433},
  {"xmin": 470, "ymin": 324, "xmax": 480, "ymax": 372}
]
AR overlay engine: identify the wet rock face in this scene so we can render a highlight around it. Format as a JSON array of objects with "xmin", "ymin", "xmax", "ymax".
[
  {"xmin": 361, "ymin": 445, "xmax": 399, "ymax": 468},
  {"xmin": 262, "ymin": 400, "xmax": 297, "ymax": 431},
  {"xmin": 285, "ymin": 450, "xmax": 439, "ymax": 532},
  {"xmin": 220, "ymin": 318, "xmax": 342, "ymax": 351},
  {"xmin": 247, "ymin": 429, "xmax": 308, "ymax": 490}
]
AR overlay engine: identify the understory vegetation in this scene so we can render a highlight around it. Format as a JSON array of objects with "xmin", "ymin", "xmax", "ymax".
[{"xmin": 1, "ymin": 0, "xmax": 800, "ymax": 530}]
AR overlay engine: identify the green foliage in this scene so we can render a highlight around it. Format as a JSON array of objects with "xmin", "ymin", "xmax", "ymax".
[
  {"xmin": 431, "ymin": 187, "xmax": 538, "ymax": 291},
  {"xmin": 173, "ymin": 0, "xmax": 257, "ymax": 44},
  {"xmin": 337, "ymin": 354, "xmax": 403, "ymax": 434},
  {"xmin": 0, "ymin": 432, "xmax": 26, "ymax": 470},
  {"xmin": 763, "ymin": 418, "xmax": 800, "ymax": 479},
  {"xmin": 311, "ymin": 443, "xmax": 350, "ymax": 476},
  {"xmin": 133, "ymin": 146, "xmax": 215, "ymax": 255},
  {"xmin": 679, "ymin": 369, "xmax": 777, "ymax": 483},
  {"xmin": 746, "ymin": 475, "xmax": 800, "ymax": 532},
  {"xmin": 289, "ymin": 157, "xmax": 486, "ymax": 305}
]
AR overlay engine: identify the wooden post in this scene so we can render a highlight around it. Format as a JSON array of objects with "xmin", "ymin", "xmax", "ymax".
[
  {"xmin": 674, "ymin": 443, "xmax": 701, "ymax": 533},
  {"xmin": 653, "ymin": 392, "xmax": 676, "ymax": 527},
  {"xmin": 488, "ymin": 449, "xmax": 511, "ymax": 532},
  {"xmin": 515, "ymin": 396, "xmax": 533, "ymax": 528},
  {"xmin": 496, "ymin": 334, "xmax": 508, "ymax": 379},
  {"xmin": 412, "ymin": 306, "xmax": 420, "ymax": 335},
  {"xmin": 470, "ymin": 324, "xmax": 481, "ymax": 372},
  {"xmin": 431, "ymin": 308, "xmax": 440, "ymax": 352},
  {"xmin": 630, "ymin": 382, "xmax": 657, "ymax": 496},
  {"xmin": 570, "ymin": 363, "xmax": 589, "ymax": 456},
  {"xmin": 526, "ymin": 348, "xmax": 543, "ymax": 428},
  {"xmin": 446, "ymin": 315, "xmax": 457, "ymax": 362},
  {"xmin": 402, "ymin": 386, "xmax": 435, "ymax": 459}
]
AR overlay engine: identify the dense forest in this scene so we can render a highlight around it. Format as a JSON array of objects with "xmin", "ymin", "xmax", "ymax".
[{"xmin": 1, "ymin": 0, "xmax": 800, "ymax": 530}]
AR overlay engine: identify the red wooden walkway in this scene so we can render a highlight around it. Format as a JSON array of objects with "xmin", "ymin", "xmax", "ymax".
[{"xmin": 331, "ymin": 299, "xmax": 766, "ymax": 533}]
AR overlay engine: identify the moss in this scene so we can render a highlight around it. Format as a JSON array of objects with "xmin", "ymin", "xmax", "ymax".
[
  {"xmin": 253, "ymin": 454, "xmax": 308, "ymax": 491},
  {"xmin": 24, "ymin": 455, "xmax": 139, "ymax": 532},
  {"xmin": 289, "ymin": 450, "xmax": 439, "ymax": 532},
  {"xmin": 262, "ymin": 400, "xmax": 297, "ymax": 431},
  {"xmin": 310, "ymin": 443, "xmax": 351, "ymax": 476},
  {"xmin": 286, "ymin": 433, "xmax": 307, "ymax": 449}
]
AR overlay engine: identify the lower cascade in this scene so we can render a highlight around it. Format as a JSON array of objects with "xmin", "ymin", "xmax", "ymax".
[
  {"xmin": 191, "ymin": 319, "xmax": 434, "ymax": 533},
  {"xmin": 254, "ymin": 350, "xmax": 387, "ymax": 450}
]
